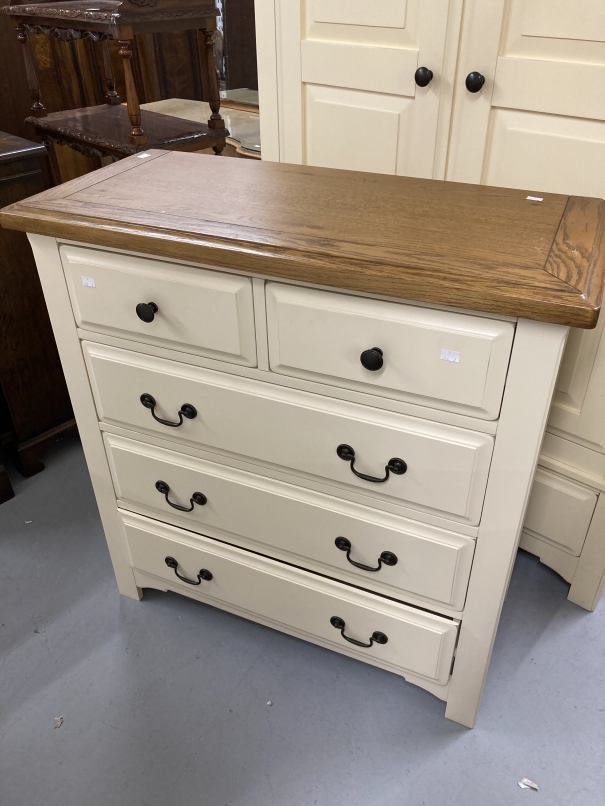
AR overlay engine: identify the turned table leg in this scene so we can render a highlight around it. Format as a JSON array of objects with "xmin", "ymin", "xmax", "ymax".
[
  {"xmin": 200, "ymin": 22, "xmax": 226, "ymax": 155},
  {"xmin": 102, "ymin": 39, "xmax": 120, "ymax": 105},
  {"xmin": 118, "ymin": 39, "xmax": 147, "ymax": 146},
  {"xmin": 15, "ymin": 24, "xmax": 46, "ymax": 118}
]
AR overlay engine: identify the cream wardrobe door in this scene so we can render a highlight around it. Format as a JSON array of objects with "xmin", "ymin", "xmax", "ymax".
[
  {"xmin": 446, "ymin": 0, "xmax": 605, "ymax": 455},
  {"xmin": 447, "ymin": 0, "xmax": 605, "ymax": 194},
  {"xmin": 262, "ymin": 0, "xmax": 457, "ymax": 178}
]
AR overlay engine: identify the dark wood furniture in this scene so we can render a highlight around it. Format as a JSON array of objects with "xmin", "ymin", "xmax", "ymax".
[
  {"xmin": 1, "ymin": 0, "xmax": 228, "ymax": 180},
  {"xmin": 223, "ymin": 0, "xmax": 257, "ymax": 91},
  {"xmin": 0, "ymin": 132, "xmax": 75, "ymax": 489}
]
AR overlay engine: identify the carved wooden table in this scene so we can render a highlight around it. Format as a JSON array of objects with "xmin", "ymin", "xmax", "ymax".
[
  {"xmin": 0, "ymin": 0, "xmax": 228, "ymax": 179},
  {"xmin": 0, "ymin": 132, "xmax": 75, "ymax": 495}
]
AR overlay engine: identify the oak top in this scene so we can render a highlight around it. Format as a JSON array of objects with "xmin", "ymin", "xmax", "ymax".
[{"xmin": 2, "ymin": 150, "xmax": 604, "ymax": 327}]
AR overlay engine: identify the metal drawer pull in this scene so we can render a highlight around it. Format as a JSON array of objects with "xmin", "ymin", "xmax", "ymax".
[
  {"xmin": 336, "ymin": 444, "xmax": 407, "ymax": 483},
  {"xmin": 140, "ymin": 393, "xmax": 197, "ymax": 427},
  {"xmin": 136, "ymin": 301, "xmax": 158, "ymax": 322},
  {"xmin": 334, "ymin": 536, "xmax": 398, "ymax": 572},
  {"xmin": 165, "ymin": 556, "xmax": 213, "ymax": 586},
  {"xmin": 155, "ymin": 480, "xmax": 207, "ymax": 512},
  {"xmin": 330, "ymin": 616, "xmax": 388, "ymax": 648}
]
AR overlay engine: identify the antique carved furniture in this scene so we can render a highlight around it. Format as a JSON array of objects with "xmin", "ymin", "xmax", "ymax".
[
  {"xmin": 142, "ymin": 96, "xmax": 261, "ymax": 159},
  {"xmin": 2, "ymin": 152, "xmax": 604, "ymax": 727},
  {"xmin": 1, "ymin": 0, "xmax": 228, "ymax": 181},
  {"xmin": 0, "ymin": 132, "xmax": 74, "ymax": 492}
]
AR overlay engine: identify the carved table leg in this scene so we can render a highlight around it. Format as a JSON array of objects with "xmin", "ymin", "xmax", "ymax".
[
  {"xmin": 102, "ymin": 40, "xmax": 120, "ymax": 105},
  {"xmin": 15, "ymin": 24, "xmax": 46, "ymax": 118},
  {"xmin": 200, "ymin": 22, "xmax": 226, "ymax": 155},
  {"xmin": 38, "ymin": 134, "xmax": 62, "ymax": 186},
  {"xmin": 118, "ymin": 39, "xmax": 147, "ymax": 146}
]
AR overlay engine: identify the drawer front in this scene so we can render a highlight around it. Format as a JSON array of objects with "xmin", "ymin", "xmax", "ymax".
[
  {"xmin": 523, "ymin": 468, "xmax": 598, "ymax": 556},
  {"xmin": 86, "ymin": 343, "xmax": 494, "ymax": 524},
  {"xmin": 122, "ymin": 511, "xmax": 459, "ymax": 685},
  {"xmin": 61, "ymin": 245, "xmax": 257, "ymax": 365},
  {"xmin": 106, "ymin": 434, "xmax": 475, "ymax": 610},
  {"xmin": 266, "ymin": 283, "xmax": 515, "ymax": 419}
]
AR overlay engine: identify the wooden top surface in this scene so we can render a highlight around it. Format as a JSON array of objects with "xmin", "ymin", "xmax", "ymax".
[
  {"xmin": 0, "ymin": 1, "xmax": 219, "ymax": 29},
  {"xmin": 2, "ymin": 149, "xmax": 604, "ymax": 327},
  {"xmin": 0, "ymin": 132, "xmax": 46, "ymax": 162},
  {"xmin": 27, "ymin": 106, "xmax": 228, "ymax": 156}
]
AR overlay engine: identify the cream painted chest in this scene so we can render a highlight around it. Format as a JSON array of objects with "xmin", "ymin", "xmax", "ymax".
[
  {"xmin": 257, "ymin": 0, "xmax": 605, "ymax": 611},
  {"xmin": 3, "ymin": 152, "xmax": 603, "ymax": 727}
]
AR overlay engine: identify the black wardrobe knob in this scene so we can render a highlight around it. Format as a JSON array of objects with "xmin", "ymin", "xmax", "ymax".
[
  {"xmin": 360, "ymin": 347, "xmax": 384, "ymax": 371},
  {"xmin": 136, "ymin": 301, "xmax": 158, "ymax": 322},
  {"xmin": 414, "ymin": 67, "xmax": 433, "ymax": 87},
  {"xmin": 465, "ymin": 72, "xmax": 485, "ymax": 93}
]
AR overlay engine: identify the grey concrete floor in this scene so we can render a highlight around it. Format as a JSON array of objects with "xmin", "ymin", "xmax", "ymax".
[{"xmin": 1, "ymin": 437, "xmax": 604, "ymax": 806}]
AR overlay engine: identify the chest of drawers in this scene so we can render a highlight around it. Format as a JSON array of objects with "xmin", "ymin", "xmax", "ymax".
[{"xmin": 2, "ymin": 152, "xmax": 604, "ymax": 727}]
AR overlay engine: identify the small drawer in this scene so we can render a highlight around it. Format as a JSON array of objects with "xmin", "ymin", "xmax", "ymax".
[
  {"xmin": 85, "ymin": 343, "xmax": 494, "ymax": 525},
  {"xmin": 266, "ymin": 283, "xmax": 515, "ymax": 419},
  {"xmin": 122, "ymin": 511, "xmax": 459, "ymax": 685},
  {"xmin": 522, "ymin": 468, "xmax": 598, "ymax": 556},
  {"xmin": 61, "ymin": 244, "xmax": 257, "ymax": 365},
  {"xmin": 106, "ymin": 433, "xmax": 475, "ymax": 610}
]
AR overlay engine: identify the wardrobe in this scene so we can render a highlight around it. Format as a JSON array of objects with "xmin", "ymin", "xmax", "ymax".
[{"xmin": 255, "ymin": 0, "xmax": 605, "ymax": 609}]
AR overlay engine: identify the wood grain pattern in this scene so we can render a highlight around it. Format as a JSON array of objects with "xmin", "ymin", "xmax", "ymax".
[{"xmin": 2, "ymin": 150, "xmax": 604, "ymax": 327}]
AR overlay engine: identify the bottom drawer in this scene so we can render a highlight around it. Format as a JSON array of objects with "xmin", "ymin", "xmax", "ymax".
[
  {"xmin": 523, "ymin": 468, "xmax": 597, "ymax": 556},
  {"xmin": 122, "ymin": 511, "xmax": 459, "ymax": 686}
]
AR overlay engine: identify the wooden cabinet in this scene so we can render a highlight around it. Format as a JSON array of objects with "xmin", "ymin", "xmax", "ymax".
[
  {"xmin": 257, "ymin": 0, "xmax": 458, "ymax": 176},
  {"xmin": 0, "ymin": 132, "xmax": 74, "ymax": 487},
  {"xmin": 257, "ymin": 0, "xmax": 605, "ymax": 609},
  {"xmin": 3, "ymin": 151, "xmax": 601, "ymax": 726}
]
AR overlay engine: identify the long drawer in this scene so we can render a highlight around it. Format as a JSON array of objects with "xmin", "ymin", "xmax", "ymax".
[
  {"xmin": 122, "ymin": 511, "xmax": 459, "ymax": 685},
  {"xmin": 85, "ymin": 343, "xmax": 494, "ymax": 524},
  {"xmin": 61, "ymin": 244, "xmax": 257, "ymax": 365},
  {"xmin": 106, "ymin": 433, "xmax": 475, "ymax": 610},
  {"xmin": 266, "ymin": 282, "xmax": 515, "ymax": 419}
]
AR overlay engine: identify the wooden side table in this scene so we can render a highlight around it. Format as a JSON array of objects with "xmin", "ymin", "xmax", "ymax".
[
  {"xmin": 1, "ymin": 0, "xmax": 229, "ymax": 179},
  {"xmin": 0, "ymin": 132, "xmax": 76, "ymax": 487}
]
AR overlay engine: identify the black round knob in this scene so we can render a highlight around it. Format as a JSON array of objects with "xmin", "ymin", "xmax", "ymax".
[
  {"xmin": 414, "ymin": 67, "xmax": 433, "ymax": 87},
  {"xmin": 180, "ymin": 404, "xmax": 197, "ymax": 420},
  {"xmin": 465, "ymin": 71, "xmax": 485, "ymax": 93},
  {"xmin": 191, "ymin": 492, "xmax": 208, "ymax": 506},
  {"xmin": 360, "ymin": 347, "xmax": 384, "ymax": 371},
  {"xmin": 371, "ymin": 631, "xmax": 388, "ymax": 645},
  {"xmin": 199, "ymin": 569, "xmax": 213, "ymax": 581},
  {"xmin": 379, "ymin": 551, "xmax": 398, "ymax": 567},
  {"xmin": 330, "ymin": 616, "xmax": 345, "ymax": 630},
  {"xmin": 136, "ymin": 301, "xmax": 158, "ymax": 323}
]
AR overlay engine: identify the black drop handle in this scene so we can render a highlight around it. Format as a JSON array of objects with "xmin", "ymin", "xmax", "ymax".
[
  {"xmin": 140, "ymin": 393, "xmax": 197, "ymax": 428},
  {"xmin": 465, "ymin": 71, "xmax": 485, "ymax": 93},
  {"xmin": 360, "ymin": 347, "xmax": 383, "ymax": 371},
  {"xmin": 136, "ymin": 301, "xmax": 158, "ymax": 322},
  {"xmin": 156, "ymin": 480, "xmax": 207, "ymax": 512},
  {"xmin": 165, "ymin": 556, "xmax": 213, "ymax": 586},
  {"xmin": 330, "ymin": 616, "xmax": 388, "ymax": 648},
  {"xmin": 414, "ymin": 66, "xmax": 433, "ymax": 87},
  {"xmin": 335, "ymin": 537, "xmax": 398, "ymax": 572},
  {"xmin": 337, "ymin": 444, "xmax": 407, "ymax": 483}
]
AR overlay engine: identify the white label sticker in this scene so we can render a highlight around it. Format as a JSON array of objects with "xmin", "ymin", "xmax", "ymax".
[
  {"xmin": 137, "ymin": 153, "xmax": 150, "ymax": 158},
  {"xmin": 441, "ymin": 349, "xmax": 460, "ymax": 363},
  {"xmin": 81, "ymin": 276, "xmax": 95, "ymax": 287},
  {"xmin": 526, "ymin": 195, "xmax": 543, "ymax": 202}
]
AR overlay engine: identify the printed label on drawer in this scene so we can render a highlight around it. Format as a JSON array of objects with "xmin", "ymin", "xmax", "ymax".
[
  {"xmin": 81, "ymin": 276, "xmax": 96, "ymax": 287},
  {"xmin": 440, "ymin": 349, "xmax": 460, "ymax": 363}
]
